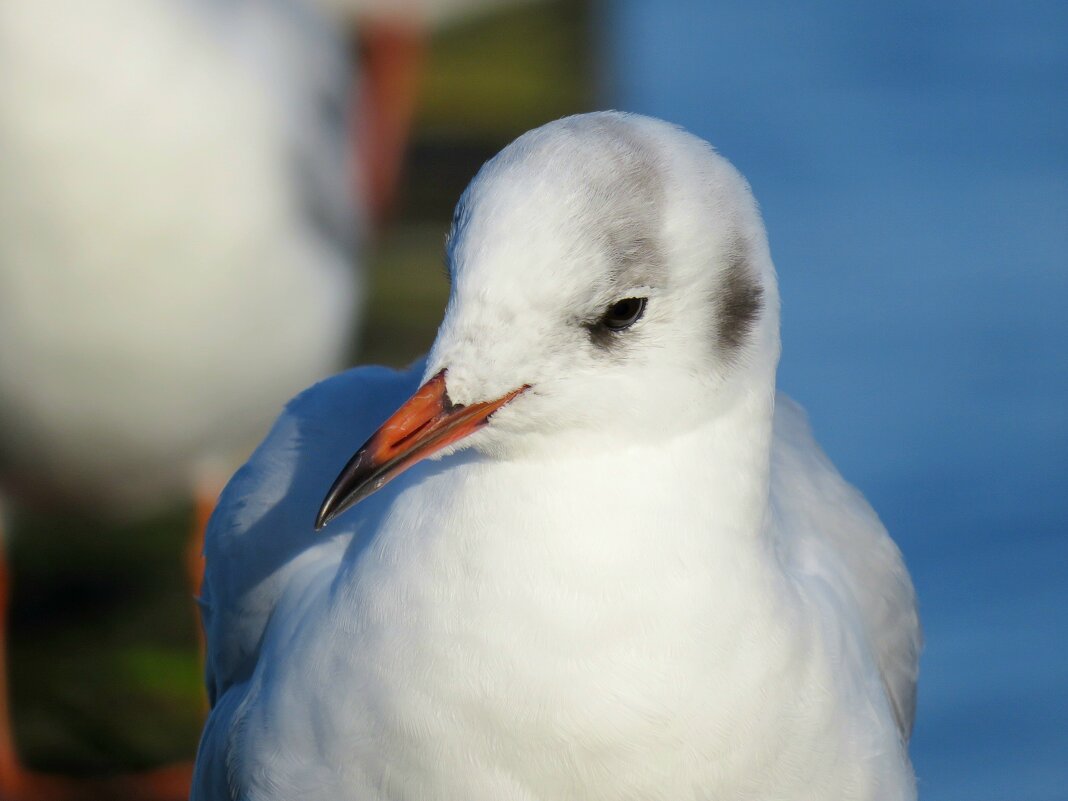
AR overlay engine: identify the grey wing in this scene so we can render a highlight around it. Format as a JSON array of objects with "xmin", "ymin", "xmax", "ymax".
[{"xmin": 770, "ymin": 393, "xmax": 921, "ymax": 741}]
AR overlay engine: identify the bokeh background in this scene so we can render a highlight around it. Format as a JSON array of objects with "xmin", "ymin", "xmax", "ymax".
[{"xmin": 1, "ymin": 1, "xmax": 1065, "ymax": 799}]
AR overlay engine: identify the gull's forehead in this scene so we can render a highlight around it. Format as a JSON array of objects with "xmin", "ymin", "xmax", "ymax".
[{"xmin": 447, "ymin": 115, "xmax": 669, "ymax": 298}]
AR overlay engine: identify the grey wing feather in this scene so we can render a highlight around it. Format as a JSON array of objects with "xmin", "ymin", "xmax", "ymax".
[{"xmin": 770, "ymin": 393, "xmax": 921, "ymax": 741}]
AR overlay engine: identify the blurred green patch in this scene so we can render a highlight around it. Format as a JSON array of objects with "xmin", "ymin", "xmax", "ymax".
[
  {"xmin": 419, "ymin": 0, "xmax": 591, "ymax": 137},
  {"xmin": 115, "ymin": 647, "xmax": 202, "ymax": 702},
  {"xmin": 9, "ymin": 505, "xmax": 204, "ymax": 773},
  {"xmin": 359, "ymin": 225, "xmax": 451, "ymax": 367}
]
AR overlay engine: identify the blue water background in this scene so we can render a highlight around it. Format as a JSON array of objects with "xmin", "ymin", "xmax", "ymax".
[{"xmin": 600, "ymin": 2, "xmax": 1067, "ymax": 798}]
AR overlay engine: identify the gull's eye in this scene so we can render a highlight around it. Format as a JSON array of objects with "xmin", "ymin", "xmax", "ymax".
[{"xmin": 601, "ymin": 297, "xmax": 647, "ymax": 331}]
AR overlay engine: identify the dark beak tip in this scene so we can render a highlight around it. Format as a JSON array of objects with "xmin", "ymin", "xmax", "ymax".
[
  {"xmin": 314, "ymin": 448, "xmax": 375, "ymax": 532},
  {"xmin": 314, "ymin": 490, "xmax": 344, "ymax": 532}
]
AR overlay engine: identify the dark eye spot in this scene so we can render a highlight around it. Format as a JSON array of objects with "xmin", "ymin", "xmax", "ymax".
[{"xmin": 601, "ymin": 297, "xmax": 647, "ymax": 331}]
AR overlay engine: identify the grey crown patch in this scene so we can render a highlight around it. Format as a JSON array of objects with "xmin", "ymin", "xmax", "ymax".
[{"xmin": 563, "ymin": 117, "xmax": 666, "ymax": 349}]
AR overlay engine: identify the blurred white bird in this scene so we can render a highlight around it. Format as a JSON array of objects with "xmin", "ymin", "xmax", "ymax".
[
  {"xmin": 192, "ymin": 112, "xmax": 921, "ymax": 801},
  {"xmin": 0, "ymin": 0, "xmax": 381, "ymax": 796},
  {"xmin": 0, "ymin": 0, "xmax": 360, "ymax": 515}
]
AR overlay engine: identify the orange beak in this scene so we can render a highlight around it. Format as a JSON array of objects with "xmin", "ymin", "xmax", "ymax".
[{"xmin": 315, "ymin": 370, "xmax": 528, "ymax": 529}]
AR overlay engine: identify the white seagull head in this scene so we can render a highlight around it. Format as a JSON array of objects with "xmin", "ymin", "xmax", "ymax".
[{"xmin": 317, "ymin": 112, "xmax": 781, "ymax": 528}]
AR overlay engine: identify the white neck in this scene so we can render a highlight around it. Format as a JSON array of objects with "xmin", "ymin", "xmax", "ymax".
[{"xmin": 352, "ymin": 381, "xmax": 779, "ymax": 603}]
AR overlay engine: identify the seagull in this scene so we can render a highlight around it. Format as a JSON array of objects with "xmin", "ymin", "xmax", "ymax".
[
  {"xmin": 193, "ymin": 111, "xmax": 921, "ymax": 801},
  {"xmin": 0, "ymin": 0, "xmax": 360, "ymax": 517}
]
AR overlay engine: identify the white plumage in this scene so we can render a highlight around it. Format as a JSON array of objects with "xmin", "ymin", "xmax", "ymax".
[
  {"xmin": 193, "ymin": 112, "xmax": 920, "ymax": 800},
  {"xmin": 0, "ymin": 0, "xmax": 359, "ymax": 511}
]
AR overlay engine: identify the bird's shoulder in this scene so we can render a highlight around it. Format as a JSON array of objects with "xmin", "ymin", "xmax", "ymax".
[
  {"xmin": 769, "ymin": 393, "xmax": 921, "ymax": 741},
  {"xmin": 199, "ymin": 359, "xmax": 425, "ymax": 705}
]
